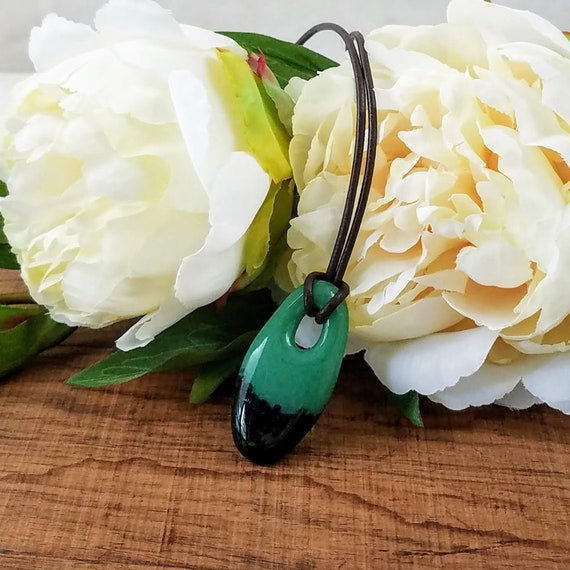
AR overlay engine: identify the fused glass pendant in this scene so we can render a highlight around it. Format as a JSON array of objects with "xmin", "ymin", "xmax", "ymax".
[{"xmin": 232, "ymin": 280, "xmax": 349, "ymax": 465}]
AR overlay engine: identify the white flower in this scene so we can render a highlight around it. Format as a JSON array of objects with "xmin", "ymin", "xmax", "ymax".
[
  {"xmin": 0, "ymin": 0, "xmax": 289, "ymax": 350},
  {"xmin": 283, "ymin": 0, "xmax": 570, "ymax": 413}
]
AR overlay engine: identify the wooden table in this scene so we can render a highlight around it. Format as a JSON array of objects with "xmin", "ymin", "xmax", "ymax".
[{"xmin": 1, "ymin": 284, "xmax": 569, "ymax": 569}]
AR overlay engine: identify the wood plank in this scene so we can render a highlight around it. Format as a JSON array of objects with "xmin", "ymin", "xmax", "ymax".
[{"xmin": 0, "ymin": 270, "xmax": 569, "ymax": 568}]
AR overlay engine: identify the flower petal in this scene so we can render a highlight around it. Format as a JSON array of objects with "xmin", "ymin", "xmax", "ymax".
[
  {"xmin": 30, "ymin": 14, "xmax": 101, "ymax": 73},
  {"xmin": 364, "ymin": 326, "xmax": 498, "ymax": 395},
  {"xmin": 429, "ymin": 360, "xmax": 531, "ymax": 410},
  {"xmin": 174, "ymin": 152, "xmax": 269, "ymax": 308},
  {"xmin": 180, "ymin": 25, "xmax": 244, "ymax": 53},
  {"xmin": 116, "ymin": 294, "xmax": 189, "ymax": 350},
  {"xmin": 206, "ymin": 152, "xmax": 270, "ymax": 250},
  {"xmin": 495, "ymin": 381, "xmax": 542, "ymax": 410},
  {"xmin": 522, "ymin": 351, "xmax": 570, "ymax": 413},
  {"xmin": 94, "ymin": 0, "xmax": 186, "ymax": 44},
  {"xmin": 355, "ymin": 294, "xmax": 464, "ymax": 342},
  {"xmin": 168, "ymin": 69, "xmax": 213, "ymax": 188},
  {"xmin": 447, "ymin": 0, "xmax": 570, "ymax": 57},
  {"xmin": 443, "ymin": 281, "xmax": 527, "ymax": 330},
  {"xmin": 456, "ymin": 240, "xmax": 532, "ymax": 288}
]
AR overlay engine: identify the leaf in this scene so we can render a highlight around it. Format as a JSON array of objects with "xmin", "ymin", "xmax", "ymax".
[
  {"xmin": 0, "ymin": 180, "xmax": 19, "ymax": 270},
  {"xmin": 189, "ymin": 356, "xmax": 242, "ymax": 404},
  {"xmin": 0, "ymin": 245, "xmax": 19, "ymax": 270},
  {"xmin": 243, "ymin": 235, "xmax": 290, "ymax": 293},
  {"xmin": 217, "ymin": 48, "xmax": 292, "ymax": 183},
  {"xmin": 388, "ymin": 390, "xmax": 424, "ymax": 427},
  {"xmin": 0, "ymin": 309, "xmax": 73, "ymax": 378},
  {"xmin": 247, "ymin": 52, "xmax": 295, "ymax": 135},
  {"xmin": 221, "ymin": 31, "xmax": 338, "ymax": 88},
  {"xmin": 67, "ymin": 289, "xmax": 276, "ymax": 388},
  {"xmin": 0, "ymin": 304, "xmax": 44, "ymax": 330},
  {"xmin": 237, "ymin": 178, "xmax": 294, "ymax": 290},
  {"xmin": 0, "ymin": 180, "xmax": 7, "ymax": 243}
]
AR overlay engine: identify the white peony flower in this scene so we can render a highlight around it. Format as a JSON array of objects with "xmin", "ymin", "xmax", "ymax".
[
  {"xmin": 0, "ymin": 0, "xmax": 290, "ymax": 350},
  {"xmin": 283, "ymin": 0, "xmax": 570, "ymax": 413}
]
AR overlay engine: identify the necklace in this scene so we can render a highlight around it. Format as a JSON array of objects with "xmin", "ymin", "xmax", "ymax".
[{"xmin": 232, "ymin": 24, "xmax": 378, "ymax": 465}]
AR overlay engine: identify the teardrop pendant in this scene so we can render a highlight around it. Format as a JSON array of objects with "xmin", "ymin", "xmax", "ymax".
[{"xmin": 232, "ymin": 280, "xmax": 348, "ymax": 465}]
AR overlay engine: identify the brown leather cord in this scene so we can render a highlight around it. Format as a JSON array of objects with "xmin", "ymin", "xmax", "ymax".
[{"xmin": 297, "ymin": 25, "xmax": 378, "ymax": 324}]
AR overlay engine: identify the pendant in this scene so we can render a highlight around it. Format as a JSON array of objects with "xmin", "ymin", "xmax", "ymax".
[{"xmin": 232, "ymin": 280, "xmax": 349, "ymax": 465}]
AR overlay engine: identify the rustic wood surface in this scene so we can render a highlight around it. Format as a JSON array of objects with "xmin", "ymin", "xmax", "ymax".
[{"xmin": 0, "ymin": 272, "xmax": 569, "ymax": 569}]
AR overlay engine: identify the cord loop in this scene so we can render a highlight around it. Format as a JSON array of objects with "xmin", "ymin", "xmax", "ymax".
[{"xmin": 297, "ymin": 25, "xmax": 377, "ymax": 322}]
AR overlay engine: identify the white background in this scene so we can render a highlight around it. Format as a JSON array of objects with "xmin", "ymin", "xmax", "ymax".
[{"xmin": 0, "ymin": 0, "xmax": 569, "ymax": 70}]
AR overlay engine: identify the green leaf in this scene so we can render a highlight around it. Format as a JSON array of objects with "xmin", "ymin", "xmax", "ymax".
[
  {"xmin": 0, "ymin": 180, "xmax": 19, "ymax": 270},
  {"xmin": 237, "ymin": 178, "xmax": 294, "ymax": 290},
  {"xmin": 189, "ymin": 356, "xmax": 242, "ymax": 404},
  {"xmin": 221, "ymin": 32, "xmax": 338, "ymax": 87},
  {"xmin": 0, "ymin": 244, "xmax": 19, "ymax": 269},
  {"xmin": 67, "ymin": 289, "xmax": 276, "ymax": 388},
  {"xmin": 0, "ymin": 182, "xmax": 7, "ymax": 246},
  {"xmin": 0, "ymin": 304, "xmax": 44, "ymax": 330},
  {"xmin": 0, "ymin": 309, "xmax": 73, "ymax": 378},
  {"xmin": 217, "ymin": 48, "xmax": 292, "ymax": 183},
  {"xmin": 388, "ymin": 390, "xmax": 424, "ymax": 427}
]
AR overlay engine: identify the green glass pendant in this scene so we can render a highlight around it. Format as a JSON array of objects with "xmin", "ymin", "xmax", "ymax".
[{"xmin": 232, "ymin": 280, "xmax": 349, "ymax": 465}]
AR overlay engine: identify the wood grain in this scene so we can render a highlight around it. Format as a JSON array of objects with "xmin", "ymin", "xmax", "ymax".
[{"xmin": 0, "ymin": 273, "xmax": 569, "ymax": 569}]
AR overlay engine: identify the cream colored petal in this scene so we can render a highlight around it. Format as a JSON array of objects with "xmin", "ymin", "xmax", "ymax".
[
  {"xmin": 414, "ymin": 269, "xmax": 467, "ymax": 293},
  {"xmin": 116, "ymin": 294, "xmax": 190, "ymax": 350},
  {"xmin": 518, "ymin": 223, "xmax": 570, "ymax": 333},
  {"xmin": 350, "ymin": 248, "xmax": 420, "ymax": 296},
  {"xmin": 173, "ymin": 152, "xmax": 269, "ymax": 309},
  {"xmin": 29, "ymin": 14, "xmax": 101, "ymax": 73},
  {"xmin": 499, "ymin": 46, "xmax": 570, "ymax": 124},
  {"xmin": 548, "ymin": 401, "xmax": 570, "ymax": 414},
  {"xmin": 521, "ymin": 351, "xmax": 570, "ymax": 413},
  {"xmin": 367, "ymin": 267, "xmax": 416, "ymax": 315},
  {"xmin": 169, "ymin": 69, "xmax": 213, "ymax": 188},
  {"xmin": 174, "ymin": 240, "xmax": 243, "ymax": 310},
  {"xmin": 364, "ymin": 326, "xmax": 498, "ymax": 395},
  {"xmin": 61, "ymin": 260, "xmax": 171, "ymax": 323},
  {"xmin": 456, "ymin": 240, "xmax": 532, "ymax": 288},
  {"xmin": 356, "ymin": 295, "xmax": 464, "ymax": 342},
  {"xmin": 95, "ymin": 0, "xmax": 186, "ymax": 44},
  {"xmin": 289, "ymin": 134, "xmax": 312, "ymax": 191},
  {"xmin": 495, "ymin": 381, "xmax": 543, "ymax": 410},
  {"xmin": 62, "ymin": 51, "xmax": 175, "ymax": 124},
  {"xmin": 392, "ymin": 170, "xmax": 428, "ymax": 203},
  {"xmin": 429, "ymin": 360, "xmax": 530, "ymax": 410},
  {"xmin": 508, "ymin": 338, "xmax": 570, "ymax": 355},
  {"xmin": 482, "ymin": 127, "xmax": 564, "ymax": 240},
  {"xmin": 180, "ymin": 25, "xmax": 244, "ymax": 54},
  {"xmin": 205, "ymin": 152, "xmax": 270, "ymax": 250},
  {"xmin": 399, "ymin": 125, "xmax": 457, "ymax": 169},
  {"xmin": 443, "ymin": 282, "xmax": 527, "ymax": 330},
  {"xmin": 323, "ymin": 102, "xmax": 354, "ymax": 175},
  {"xmin": 291, "ymin": 64, "xmax": 355, "ymax": 137},
  {"xmin": 379, "ymin": 221, "xmax": 422, "ymax": 254},
  {"xmin": 380, "ymin": 154, "xmax": 420, "ymax": 203},
  {"xmin": 366, "ymin": 39, "xmax": 453, "ymax": 77},
  {"xmin": 499, "ymin": 49, "xmax": 570, "ymax": 159},
  {"xmin": 447, "ymin": 0, "xmax": 570, "ymax": 57},
  {"xmin": 298, "ymin": 173, "xmax": 348, "ymax": 214},
  {"xmin": 82, "ymin": 155, "xmax": 154, "ymax": 201}
]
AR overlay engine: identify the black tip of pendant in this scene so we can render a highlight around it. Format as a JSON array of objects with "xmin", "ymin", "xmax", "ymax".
[{"xmin": 231, "ymin": 383, "xmax": 320, "ymax": 466}]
